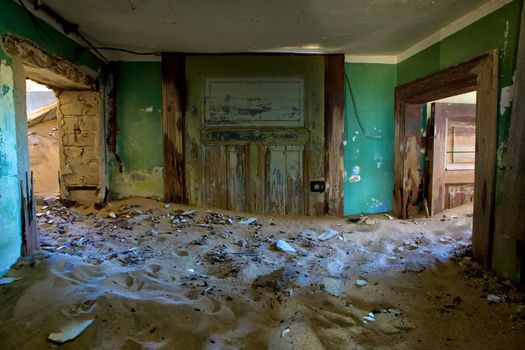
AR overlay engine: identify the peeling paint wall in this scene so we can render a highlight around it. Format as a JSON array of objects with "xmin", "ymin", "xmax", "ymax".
[
  {"xmin": 0, "ymin": 0, "xmax": 103, "ymax": 275},
  {"xmin": 397, "ymin": 0, "xmax": 523, "ymax": 280},
  {"xmin": 343, "ymin": 63, "xmax": 396, "ymax": 215},
  {"xmin": 0, "ymin": 52, "xmax": 22, "ymax": 275},
  {"xmin": 109, "ymin": 62, "xmax": 164, "ymax": 200}
]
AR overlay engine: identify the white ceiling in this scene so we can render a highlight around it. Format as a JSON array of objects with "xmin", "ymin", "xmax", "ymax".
[{"xmin": 31, "ymin": 0, "xmax": 490, "ymax": 58}]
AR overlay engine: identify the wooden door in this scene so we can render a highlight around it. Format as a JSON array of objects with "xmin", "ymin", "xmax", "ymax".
[
  {"xmin": 428, "ymin": 102, "xmax": 476, "ymax": 215},
  {"xmin": 185, "ymin": 56, "xmax": 325, "ymax": 215}
]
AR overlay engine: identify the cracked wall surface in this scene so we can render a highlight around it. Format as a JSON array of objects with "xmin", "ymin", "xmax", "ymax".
[{"xmin": 57, "ymin": 91, "xmax": 104, "ymax": 203}]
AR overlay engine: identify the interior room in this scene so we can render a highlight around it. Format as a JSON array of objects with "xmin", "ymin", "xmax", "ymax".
[{"xmin": 0, "ymin": 0, "xmax": 524, "ymax": 348}]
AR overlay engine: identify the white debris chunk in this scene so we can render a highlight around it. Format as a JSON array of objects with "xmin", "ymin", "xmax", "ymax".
[
  {"xmin": 318, "ymin": 229, "xmax": 339, "ymax": 242},
  {"xmin": 48, "ymin": 319, "xmax": 94, "ymax": 344},
  {"xmin": 239, "ymin": 217, "xmax": 257, "ymax": 225},
  {"xmin": 354, "ymin": 279, "xmax": 368, "ymax": 287},
  {"xmin": 276, "ymin": 240, "xmax": 297, "ymax": 254}
]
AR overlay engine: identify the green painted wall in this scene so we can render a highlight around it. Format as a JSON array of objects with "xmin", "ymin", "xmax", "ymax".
[
  {"xmin": 109, "ymin": 62, "xmax": 164, "ymax": 199},
  {"xmin": 0, "ymin": 49, "xmax": 22, "ymax": 276},
  {"xmin": 343, "ymin": 63, "xmax": 396, "ymax": 216},
  {"xmin": 396, "ymin": 0, "xmax": 523, "ymax": 279},
  {"xmin": 0, "ymin": 0, "xmax": 102, "ymax": 275}
]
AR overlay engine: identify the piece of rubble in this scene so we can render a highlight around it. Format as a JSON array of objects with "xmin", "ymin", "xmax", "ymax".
[
  {"xmin": 0, "ymin": 277, "xmax": 21, "ymax": 285},
  {"xmin": 354, "ymin": 279, "xmax": 368, "ymax": 287},
  {"xmin": 252, "ymin": 267, "xmax": 295, "ymax": 292},
  {"xmin": 48, "ymin": 319, "xmax": 94, "ymax": 344},
  {"xmin": 384, "ymin": 214, "xmax": 394, "ymax": 220},
  {"xmin": 487, "ymin": 294, "xmax": 503, "ymax": 304},
  {"xmin": 318, "ymin": 229, "xmax": 339, "ymax": 242},
  {"xmin": 275, "ymin": 240, "xmax": 297, "ymax": 254},
  {"xmin": 281, "ymin": 327, "xmax": 290, "ymax": 338},
  {"xmin": 362, "ymin": 312, "xmax": 375, "ymax": 323},
  {"xmin": 323, "ymin": 276, "xmax": 346, "ymax": 296},
  {"xmin": 239, "ymin": 217, "xmax": 257, "ymax": 225}
]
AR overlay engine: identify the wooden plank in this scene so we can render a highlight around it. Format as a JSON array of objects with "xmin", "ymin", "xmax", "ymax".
[
  {"xmin": 204, "ymin": 145, "xmax": 227, "ymax": 208},
  {"xmin": 265, "ymin": 145, "xmax": 287, "ymax": 214},
  {"xmin": 444, "ymin": 170, "xmax": 475, "ymax": 184},
  {"xmin": 430, "ymin": 103, "xmax": 446, "ymax": 216},
  {"xmin": 162, "ymin": 53, "xmax": 186, "ymax": 203},
  {"xmin": 402, "ymin": 103, "xmax": 423, "ymax": 218},
  {"xmin": 498, "ymin": 5, "xmax": 525, "ymax": 243},
  {"xmin": 324, "ymin": 55, "xmax": 345, "ymax": 216},
  {"xmin": 285, "ymin": 145, "xmax": 305, "ymax": 215},
  {"xmin": 226, "ymin": 145, "xmax": 247, "ymax": 211},
  {"xmin": 471, "ymin": 51, "xmax": 499, "ymax": 268}
]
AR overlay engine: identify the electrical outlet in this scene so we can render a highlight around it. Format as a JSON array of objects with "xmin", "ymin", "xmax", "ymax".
[{"xmin": 310, "ymin": 181, "xmax": 326, "ymax": 193}]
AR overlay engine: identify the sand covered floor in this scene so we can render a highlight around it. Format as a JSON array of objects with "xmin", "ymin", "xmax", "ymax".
[{"xmin": 0, "ymin": 199, "xmax": 524, "ymax": 349}]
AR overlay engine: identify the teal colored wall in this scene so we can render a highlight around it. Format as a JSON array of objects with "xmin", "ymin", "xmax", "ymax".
[
  {"xmin": 0, "ymin": 0, "xmax": 101, "ymax": 275},
  {"xmin": 343, "ymin": 63, "xmax": 396, "ymax": 215},
  {"xmin": 396, "ymin": 0, "xmax": 523, "ymax": 279},
  {"xmin": 109, "ymin": 62, "xmax": 164, "ymax": 199},
  {"xmin": 0, "ymin": 49, "xmax": 22, "ymax": 276}
]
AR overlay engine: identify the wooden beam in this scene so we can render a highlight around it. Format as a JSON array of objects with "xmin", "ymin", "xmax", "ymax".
[
  {"xmin": 324, "ymin": 55, "xmax": 345, "ymax": 216},
  {"xmin": 162, "ymin": 53, "xmax": 186, "ymax": 203},
  {"xmin": 498, "ymin": 4, "xmax": 525, "ymax": 243}
]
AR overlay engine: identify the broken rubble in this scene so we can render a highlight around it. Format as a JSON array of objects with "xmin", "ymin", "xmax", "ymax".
[{"xmin": 318, "ymin": 229, "xmax": 338, "ymax": 242}]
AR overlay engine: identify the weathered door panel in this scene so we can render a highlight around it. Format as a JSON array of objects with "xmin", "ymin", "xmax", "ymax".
[
  {"xmin": 264, "ymin": 145, "xmax": 304, "ymax": 215},
  {"xmin": 430, "ymin": 103, "xmax": 476, "ymax": 215},
  {"xmin": 185, "ymin": 56, "xmax": 324, "ymax": 215}
]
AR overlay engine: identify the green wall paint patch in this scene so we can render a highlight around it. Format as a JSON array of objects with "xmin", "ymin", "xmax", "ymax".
[
  {"xmin": 109, "ymin": 62, "xmax": 164, "ymax": 199},
  {"xmin": 344, "ymin": 63, "xmax": 396, "ymax": 216}
]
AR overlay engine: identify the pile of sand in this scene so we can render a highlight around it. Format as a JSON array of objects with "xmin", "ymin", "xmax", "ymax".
[{"xmin": 0, "ymin": 200, "xmax": 523, "ymax": 349}]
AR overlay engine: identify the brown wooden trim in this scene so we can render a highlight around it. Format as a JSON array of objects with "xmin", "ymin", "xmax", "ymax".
[
  {"xmin": 498, "ymin": 3, "xmax": 525, "ymax": 243},
  {"xmin": 393, "ymin": 51, "xmax": 499, "ymax": 268},
  {"xmin": 162, "ymin": 53, "xmax": 186, "ymax": 203},
  {"xmin": 324, "ymin": 54, "xmax": 345, "ymax": 216},
  {"xmin": 444, "ymin": 170, "xmax": 475, "ymax": 184}
]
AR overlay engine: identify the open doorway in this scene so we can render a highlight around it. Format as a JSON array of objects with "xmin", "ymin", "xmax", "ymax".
[
  {"xmin": 26, "ymin": 79, "xmax": 60, "ymax": 200},
  {"xmin": 393, "ymin": 52, "xmax": 498, "ymax": 267},
  {"xmin": 424, "ymin": 91, "xmax": 477, "ymax": 217}
]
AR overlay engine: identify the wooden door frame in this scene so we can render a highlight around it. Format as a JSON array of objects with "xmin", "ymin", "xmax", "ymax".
[{"xmin": 393, "ymin": 51, "xmax": 499, "ymax": 268}]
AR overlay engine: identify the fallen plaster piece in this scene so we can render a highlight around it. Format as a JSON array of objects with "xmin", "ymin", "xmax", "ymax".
[
  {"xmin": 48, "ymin": 319, "xmax": 94, "ymax": 344},
  {"xmin": 0, "ymin": 277, "xmax": 21, "ymax": 285},
  {"xmin": 239, "ymin": 217, "xmax": 257, "ymax": 225},
  {"xmin": 323, "ymin": 276, "xmax": 346, "ymax": 296},
  {"xmin": 275, "ymin": 240, "xmax": 297, "ymax": 254},
  {"xmin": 318, "ymin": 229, "xmax": 339, "ymax": 241}
]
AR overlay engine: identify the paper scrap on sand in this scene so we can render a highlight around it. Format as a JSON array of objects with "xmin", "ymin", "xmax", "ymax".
[{"xmin": 48, "ymin": 319, "xmax": 94, "ymax": 344}]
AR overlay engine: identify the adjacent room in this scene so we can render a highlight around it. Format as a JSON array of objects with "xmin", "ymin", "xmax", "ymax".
[{"xmin": 0, "ymin": 0, "xmax": 524, "ymax": 348}]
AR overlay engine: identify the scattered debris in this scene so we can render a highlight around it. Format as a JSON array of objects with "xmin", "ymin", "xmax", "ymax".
[
  {"xmin": 239, "ymin": 217, "xmax": 257, "ymax": 225},
  {"xmin": 281, "ymin": 327, "xmax": 290, "ymax": 338},
  {"xmin": 318, "ymin": 229, "xmax": 339, "ymax": 242},
  {"xmin": 323, "ymin": 276, "xmax": 346, "ymax": 296},
  {"xmin": 0, "ymin": 277, "xmax": 21, "ymax": 285},
  {"xmin": 275, "ymin": 240, "xmax": 297, "ymax": 254},
  {"xmin": 48, "ymin": 319, "xmax": 94, "ymax": 344},
  {"xmin": 354, "ymin": 279, "xmax": 368, "ymax": 287},
  {"xmin": 487, "ymin": 294, "xmax": 503, "ymax": 304},
  {"xmin": 384, "ymin": 214, "xmax": 394, "ymax": 220}
]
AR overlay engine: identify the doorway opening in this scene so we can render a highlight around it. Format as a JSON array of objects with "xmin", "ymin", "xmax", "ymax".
[
  {"xmin": 26, "ymin": 79, "xmax": 60, "ymax": 200},
  {"xmin": 424, "ymin": 91, "xmax": 477, "ymax": 218},
  {"xmin": 393, "ymin": 52, "xmax": 498, "ymax": 267}
]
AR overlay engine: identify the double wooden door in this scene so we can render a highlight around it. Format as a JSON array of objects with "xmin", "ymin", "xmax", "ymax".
[{"xmin": 184, "ymin": 56, "xmax": 325, "ymax": 215}]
